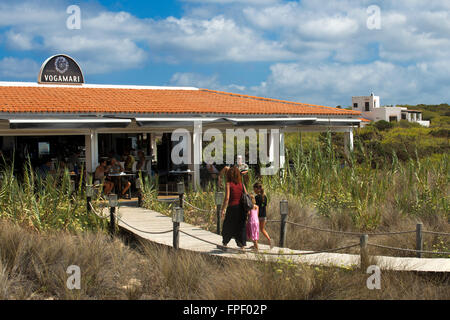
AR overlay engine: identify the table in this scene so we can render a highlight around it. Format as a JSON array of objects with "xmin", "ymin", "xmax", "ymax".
[
  {"xmin": 108, "ymin": 172, "xmax": 136, "ymax": 196},
  {"xmin": 169, "ymin": 170, "xmax": 193, "ymax": 182}
]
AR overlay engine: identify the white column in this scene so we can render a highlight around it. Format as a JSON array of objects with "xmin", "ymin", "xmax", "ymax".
[
  {"xmin": 279, "ymin": 130, "xmax": 286, "ymax": 170},
  {"xmin": 192, "ymin": 121, "xmax": 202, "ymax": 190},
  {"xmin": 343, "ymin": 127, "xmax": 354, "ymax": 157},
  {"xmin": 269, "ymin": 130, "xmax": 275, "ymax": 163},
  {"xmin": 85, "ymin": 130, "xmax": 98, "ymax": 174},
  {"xmin": 261, "ymin": 129, "xmax": 280, "ymax": 176}
]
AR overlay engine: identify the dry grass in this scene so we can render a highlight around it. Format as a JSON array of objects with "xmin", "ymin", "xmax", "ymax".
[
  {"xmin": 0, "ymin": 220, "xmax": 448, "ymax": 300},
  {"xmin": 261, "ymin": 193, "xmax": 450, "ymax": 258}
]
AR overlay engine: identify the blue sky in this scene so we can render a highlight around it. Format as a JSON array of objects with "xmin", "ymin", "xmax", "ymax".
[{"xmin": 0, "ymin": 0, "xmax": 449, "ymax": 107}]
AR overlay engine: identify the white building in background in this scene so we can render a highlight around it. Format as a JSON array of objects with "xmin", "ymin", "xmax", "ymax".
[{"xmin": 352, "ymin": 93, "xmax": 430, "ymax": 127}]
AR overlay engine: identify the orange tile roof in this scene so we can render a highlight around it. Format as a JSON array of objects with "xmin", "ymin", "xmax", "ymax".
[
  {"xmin": 0, "ymin": 84, "xmax": 361, "ymax": 116},
  {"xmin": 358, "ymin": 117, "xmax": 371, "ymax": 122}
]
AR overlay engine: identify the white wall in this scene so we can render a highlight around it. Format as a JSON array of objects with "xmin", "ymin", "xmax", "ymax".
[{"xmin": 352, "ymin": 95, "xmax": 379, "ymax": 112}]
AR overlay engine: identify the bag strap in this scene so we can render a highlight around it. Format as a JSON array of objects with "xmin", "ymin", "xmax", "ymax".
[{"xmin": 242, "ymin": 183, "xmax": 248, "ymax": 195}]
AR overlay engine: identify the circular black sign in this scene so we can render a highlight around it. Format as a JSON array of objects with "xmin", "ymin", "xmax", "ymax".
[{"xmin": 38, "ymin": 54, "xmax": 84, "ymax": 84}]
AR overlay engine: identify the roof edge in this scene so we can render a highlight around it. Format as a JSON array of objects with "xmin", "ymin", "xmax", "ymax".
[
  {"xmin": 0, "ymin": 81, "xmax": 199, "ymax": 91},
  {"xmin": 200, "ymin": 88, "xmax": 361, "ymax": 115}
]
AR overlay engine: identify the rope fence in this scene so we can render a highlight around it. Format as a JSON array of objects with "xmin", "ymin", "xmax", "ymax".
[
  {"xmin": 183, "ymin": 199, "xmax": 214, "ymax": 213},
  {"xmin": 281, "ymin": 220, "xmax": 418, "ymax": 237},
  {"xmin": 87, "ymin": 195, "xmax": 450, "ymax": 261},
  {"xmin": 367, "ymin": 243, "xmax": 450, "ymax": 256},
  {"xmin": 89, "ymin": 201, "xmax": 173, "ymax": 234},
  {"xmin": 179, "ymin": 229, "xmax": 360, "ymax": 256}
]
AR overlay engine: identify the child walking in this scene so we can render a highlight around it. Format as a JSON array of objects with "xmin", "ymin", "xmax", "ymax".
[
  {"xmin": 253, "ymin": 182, "xmax": 272, "ymax": 248},
  {"xmin": 246, "ymin": 195, "xmax": 260, "ymax": 251}
]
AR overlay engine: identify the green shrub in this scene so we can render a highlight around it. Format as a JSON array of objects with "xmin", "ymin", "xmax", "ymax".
[
  {"xmin": 0, "ymin": 164, "xmax": 107, "ymax": 233},
  {"xmin": 373, "ymin": 120, "xmax": 394, "ymax": 131}
]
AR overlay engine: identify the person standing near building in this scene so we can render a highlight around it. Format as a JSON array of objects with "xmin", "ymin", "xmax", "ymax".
[
  {"xmin": 124, "ymin": 149, "xmax": 135, "ymax": 172},
  {"xmin": 253, "ymin": 182, "xmax": 272, "ymax": 248},
  {"xmin": 246, "ymin": 194, "xmax": 260, "ymax": 251},
  {"xmin": 237, "ymin": 155, "xmax": 249, "ymax": 186},
  {"xmin": 136, "ymin": 151, "xmax": 146, "ymax": 171},
  {"xmin": 220, "ymin": 166, "xmax": 247, "ymax": 250}
]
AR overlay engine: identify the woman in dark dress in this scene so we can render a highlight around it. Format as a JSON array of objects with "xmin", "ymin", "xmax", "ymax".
[{"xmin": 220, "ymin": 166, "xmax": 247, "ymax": 250}]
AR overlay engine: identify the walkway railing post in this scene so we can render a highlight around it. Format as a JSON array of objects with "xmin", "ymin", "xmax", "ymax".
[
  {"xmin": 279, "ymin": 200, "xmax": 289, "ymax": 248},
  {"xmin": 136, "ymin": 177, "xmax": 142, "ymax": 207},
  {"xmin": 172, "ymin": 207, "xmax": 184, "ymax": 250},
  {"xmin": 215, "ymin": 192, "xmax": 224, "ymax": 235},
  {"xmin": 360, "ymin": 234, "xmax": 368, "ymax": 270},
  {"xmin": 86, "ymin": 184, "xmax": 93, "ymax": 213},
  {"xmin": 416, "ymin": 223, "xmax": 423, "ymax": 258},
  {"xmin": 177, "ymin": 181, "xmax": 185, "ymax": 209},
  {"xmin": 108, "ymin": 194, "xmax": 118, "ymax": 236}
]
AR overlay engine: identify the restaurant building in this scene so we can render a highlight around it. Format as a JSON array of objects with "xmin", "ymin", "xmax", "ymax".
[{"xmin": 0, "ymin": 54, "xmax": 362, "ymax": 189}]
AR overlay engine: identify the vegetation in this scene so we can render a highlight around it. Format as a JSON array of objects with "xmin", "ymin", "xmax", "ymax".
[
  {"xmin": 143, "ymin": 128, "xmax": 449, "ymax": 258},
  {"xmin": 397, "ymin": 103, "xmax": 450, "ymax": 128},
  {"xmin": 0, "ymin": 163, "xmax": 107, "ymax": 233},
  {"xmin": 0, "ymin": 220, "xmax": 448, "ymax": 300},
  {"xmin": 0, "ymin": 103, "xmax": 448, "ymax": 299}
]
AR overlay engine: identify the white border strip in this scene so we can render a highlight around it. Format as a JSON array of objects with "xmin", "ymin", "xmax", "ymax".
[
  {"xmin": 0, "ymin": 81, "xmax": 198, "ymax": 91},
  {"xmin": 9, "ymin": 119, "xmax": 132, "ymax": 124}
]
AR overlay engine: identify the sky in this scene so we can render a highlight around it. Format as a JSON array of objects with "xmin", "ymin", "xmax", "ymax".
[{"xmin": 0, "ymin": 0, "xmax": 449, "ymax": 107}]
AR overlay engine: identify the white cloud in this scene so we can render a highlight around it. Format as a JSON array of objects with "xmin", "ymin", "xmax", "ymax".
[
  {"xmin": 248, "ymin": 60, "xmax": 450, "ymax": 106},
  {"xmin": 146, "ymin": 15, "xmax": 296, "ymax": 62},
  {"xmin": 170, "ymin": 72, "xmax": 246, "ymax": 92},
  {"xmin": 5, "ymin": 31, "xmax": 34, "ymax": 50},
  {"xmin": 0, "ymin": 57, "xmax": 40, "ymax": 78},
  {"xmin": 0, "ymin": 0, "xmax": 449, "ymax": 105},
  {"xmin": 182, "ymin": 0, "xmax": 279, "ymax": 5}
]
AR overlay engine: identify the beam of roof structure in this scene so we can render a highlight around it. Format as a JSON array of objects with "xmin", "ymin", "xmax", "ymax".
[{"xmin": 9, "ymin": 118, "xmax": 132, "ymax": 129}]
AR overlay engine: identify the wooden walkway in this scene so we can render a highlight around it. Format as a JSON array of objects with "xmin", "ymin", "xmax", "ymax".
[{"xmin": 104, "ymin": 201, "xmax": 450, "ymax": 273}]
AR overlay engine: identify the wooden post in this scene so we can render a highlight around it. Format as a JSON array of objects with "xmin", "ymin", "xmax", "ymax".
[
  {"xmin": 279, "ymin": 200, "xmax": 288, "ymax": 248},
  {"xmin": 136, "ymin": 176, "xmax": 142, "ymax": 207},
  {"xmin": 172, "ymin": 207, "xmax": 183, "ymax": 250},
  {"xmin": 86, "ymin": 196, "xmax": 91, "ymax": 213},
  {"xmin": 360, "ymin": 234, "xmax": 368, "ymax": 270},
  {"xmin": 173, "ymin": 221, "xmax": 180, "ymax": 250},
  {"xmin": 416, "ymin": 223, "xmax": 423, "ymax": 258},
  {"xmin": 109, "ymin": 207, "xmax": 116, "ymax": 236},
  {"xmin": 137, "ymin": 191, "xmax": 143, "ymax": 207},
  {"xmin": 179, "ymin": 193, "xmax": 184, "ymax": 209},
  {"xmin": 215, "ymin": 192, "xmax": 224, "ymax": 235},
  {"xmin": 108, "ymin": 194, "xmax": 118, "ymax": 236},
  {"xmin": 86, "ymin": 184, "xmax": 93, "ymax": 214},
  {"xmin": 216, "ymin": 204, "xmax": 221, "ymax": 235}
]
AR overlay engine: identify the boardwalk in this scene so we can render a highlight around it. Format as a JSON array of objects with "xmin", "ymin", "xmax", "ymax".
[{"xmin": 103, "ymin": 201, "xmax": 450, "ymax": 273}]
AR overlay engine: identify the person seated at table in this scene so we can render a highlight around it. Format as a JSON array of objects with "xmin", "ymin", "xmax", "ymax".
[
  {"xmin": 206, "ymin": 162, "xmax": 219, "ymax": 184},
  {"xmin": 68, "ymin": 150, "xmax": 81, "ymax": 174},
  {"xmin": 110, "ymin": 157, "xmax": 131, "ymax": 199},
  {"xmin": 124, "ymin": 149, "xmax": 135, "ymax": 172},
  {"xmin": 37, "ymin": 158, "xmax": 54, "ymax": 179},
  {"xmin": 136, "ymin": 151, "xmax": 146, "ymax": 171},
  {"xmin": 94, "ymin": 160, "xmax": 114, "ymax": 195}
]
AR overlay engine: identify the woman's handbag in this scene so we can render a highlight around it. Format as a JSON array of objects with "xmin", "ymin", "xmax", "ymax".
[{"xmin": 240, "ymin": 183, "xmax": 253, "ymax": 212}]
